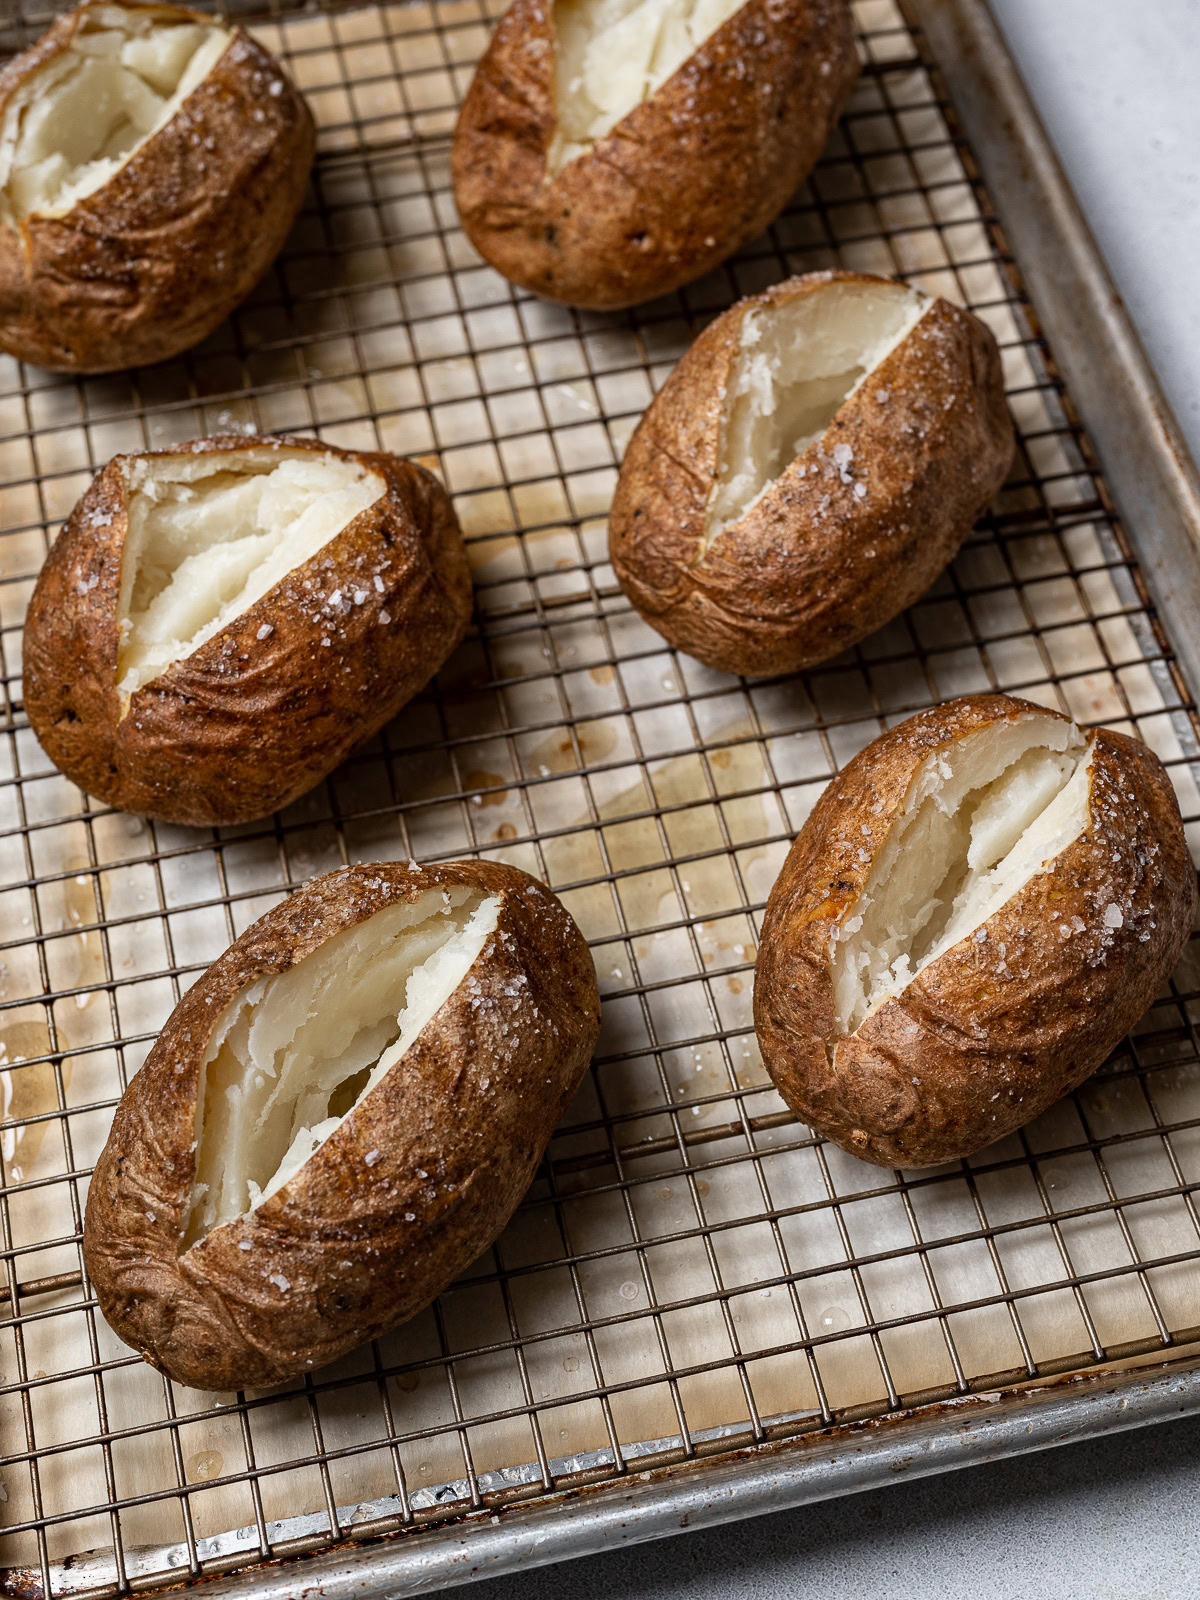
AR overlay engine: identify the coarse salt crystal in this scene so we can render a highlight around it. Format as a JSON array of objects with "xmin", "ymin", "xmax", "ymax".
[
  {"xmin": 1103, "ymin": 903, "xmax": 1124, "ymax": 929},
  {"xmin": 269, "ymin": 1273, "xmax": 290, "ymax": 1292},
  {"xmin": 256, "ymin": 623, "xmax": 274, "ymax": 641},
  {"xmin": 364, "ymin": 1148, "xmax": 382, "ymax": 1166}
]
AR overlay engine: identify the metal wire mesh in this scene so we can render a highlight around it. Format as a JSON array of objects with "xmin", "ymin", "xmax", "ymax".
[{"xmin": 1, "ymin": 0, "xmax": 1199, "ymax": 1593}]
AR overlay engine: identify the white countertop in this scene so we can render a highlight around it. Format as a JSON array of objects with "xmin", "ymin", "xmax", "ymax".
[
  {"xmin": 464, "ymin": 1409, "xmax": 1200, "ymax": 1600},
  {"xmin": 464, "ymin": 5, "xmax": 1200, "ymax": 1596},
  {"xmin": 990, "ymin": 0, "xmax": 1200, "ymax": 467}
]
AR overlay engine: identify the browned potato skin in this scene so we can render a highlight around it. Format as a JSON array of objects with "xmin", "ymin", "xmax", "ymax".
[
  {"xmin": 753, "ymin": 695, "xmax": 1197, "ymax": 1169},
  {"xmin": 609, "ymin": 271, "xmax": 1014, "ymax": 677},
  {"xmin": 0, "ymin": 0, "xmax": 314, "ymax": 373},
  {"xmin": 83, "ymin": 859, "xmax": 601, "ymax": 1392},
  {"xmin": 451, "ymin": 0, "xmax": 858, "ymax": 310},
  {"xmin": 23, "ymin": 435, "xmax": 472, "ymax": 827}
]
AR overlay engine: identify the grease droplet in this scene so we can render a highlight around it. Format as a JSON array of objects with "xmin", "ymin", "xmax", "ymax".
[
  {"xmin": 187, "ymin": 1450, "xmax": 223, "ymax": 1482},
  {"xmin": 818, "ymin": 1305, "xmax": 851, "ymax": 1334}
]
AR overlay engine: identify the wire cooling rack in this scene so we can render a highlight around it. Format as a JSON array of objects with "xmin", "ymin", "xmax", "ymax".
[{"xmin": 1, "ymin": 0, "xmax": 1199, "ymax": 1594}]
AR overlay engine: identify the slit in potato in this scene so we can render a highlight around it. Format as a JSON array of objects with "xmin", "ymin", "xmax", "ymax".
[
  {"xmin": 548, "ymin": 0, "xmax": 744, "ymax": 175},
  {"xmin": 704, "ymin": 279, "xmax": 931, "ymax": 548},
  {"xmin": 831, "ymin": 712, "xmax": 1093, "ymax": 1036},
  {"xmin": 115, "ymin": 445, "xmax": 386, "ymax": 708},
  {"xmin": 0, "ymin": 3, "xmax": 231, "ymax": 226},
  {"xmin": 183, "ymin": 888, "xmax": 501, "ymax": 1247}
]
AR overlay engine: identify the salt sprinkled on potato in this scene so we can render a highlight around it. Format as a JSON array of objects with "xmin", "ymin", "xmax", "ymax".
[
  {"xmin": 753, "ymin": 693, "xmax": 1195, "ymax": 1168},
  {"xmin": 84, "ymin": 859, "xmax": 600, "ymax": 1391},
  {"xmin": 23, "ymin": 435, "xmax": 471, "ymax": 826},
  {"xmin": 452, "ymin": 0, "xmax": 858, "ymax": 308},
  {"xmin": 609, "ymin": 270, "xmax": 1014, "ymax": 677},
  {"xmin": 0, "ymin": 0, "xmax": 313, "ymax": 372}
]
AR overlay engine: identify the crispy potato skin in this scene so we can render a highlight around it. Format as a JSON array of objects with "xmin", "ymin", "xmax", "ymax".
[
  {"xmin": 23, "ymin": 434, "xmax": 472, "ymax": 826},
  {"xmin": 451, "ymin": 0, "xmax": 858, "ymax": 309},
  {"xmin": 83, "ymin": 860, "xmax": 601, "ymax": 1391},
  {"xmin": 753, "ymin": 695, "xmax": 1197, "ymax": 1168},
  {"xmin": 609, "ymin": 271, "xmax": 1014, "ymax": 677},
  {"xmin": 0, "ymin": 0, "xmax": 314, "ymax": 373}
]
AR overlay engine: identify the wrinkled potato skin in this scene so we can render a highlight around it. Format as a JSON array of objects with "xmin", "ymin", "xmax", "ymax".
[
  {"xmin": 753, "ymin": 695, "xmax": 1197, "ymax": 1168},
  {"xmin": 452, "ymin": 0, "xmax": 858, "ymax": 309},
  {"xmin": 609, "ymin": 271, "xmax": 1014, "ymax": 677},
  {"xmin": 23, "ymin": 434, "xmax": 472, "ymax": 826},
  {"xmin": 83, "ymin": 860, "xmax": 601, "ymax": 1391},
  {"xmin": 0, "ymin": 0, "xmax": 314, "ymax": 373}
]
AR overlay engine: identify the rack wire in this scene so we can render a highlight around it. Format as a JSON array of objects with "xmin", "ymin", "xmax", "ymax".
[{"xmin": 1, "ymin": 0, "xmax": 1199, "ymax": 1593}]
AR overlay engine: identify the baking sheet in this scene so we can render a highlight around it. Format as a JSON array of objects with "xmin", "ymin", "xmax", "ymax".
[{"xmin": 1, "ymin": 0, "xmax": 1199, "ymax": 1589}]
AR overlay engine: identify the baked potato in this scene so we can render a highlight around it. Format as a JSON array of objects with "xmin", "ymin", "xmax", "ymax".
[
  {"xmin": 0, "ymin": 0, "xmax": 313, "ymax": 373},
  {"xmin": 609, "ymin": 270, "xmax": 1014, "ymax": 677},
  {"xmin": 23, "ymin": 434, "xmax": 471, "ymax": 827},
  {"xmin": 83, "ymin": 858, "xmax": 601, "ymax": 1392},
  {"xmin": 452, "ymin": 0, "xmax": 858, "ymax": 309},
  {"xmin": 754, "ymin": 694, "xmax": 1196, "ymax": 1168}
]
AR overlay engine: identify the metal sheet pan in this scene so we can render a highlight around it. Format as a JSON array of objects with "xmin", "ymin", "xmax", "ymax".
[{"xmin": 0, "ymin": 0, "xmax": 1198, "ymax": 1595}]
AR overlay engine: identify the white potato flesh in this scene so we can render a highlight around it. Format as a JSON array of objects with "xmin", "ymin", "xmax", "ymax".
[
  {"xmin": 115, "ymin": 447, "xmax": 385, "ymax": 708},
  {"xmin": 0, "ymin": 3, "xmax": 231, "ymax": 227},
  {"xmin": 183, "ymin": 889, "xmax": 502, "ymax": 1246},
  {"xmin": 830, "ymin": 713, "xmax": 1093, "ymax": 1036},
  {"xmin": 549, "ymin": 0, "xmax": 744, "ymax": 174},
  {"xmin": 705, "ymin": 280, "xmax": 931, "ymax": 548}
]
